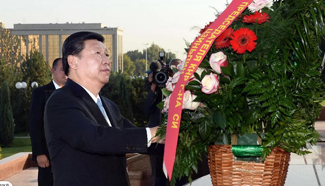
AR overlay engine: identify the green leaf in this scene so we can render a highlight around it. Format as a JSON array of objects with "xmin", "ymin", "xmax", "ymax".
[
  {"xmin": 191, "ymin": 112, "xmax": 206, "ymax": 123},
  {"xmin": 185, "ymin": 84, "xmax": 201, "ymax": 91},
  {"xmin": 161, "ymin": 88, "xmax": 172, "ymax": 97},
  {"xmin": 221, "ymin": 66, "xmax": 231, "ymax": 76},
  {"xmin": 199, "ymin": 119, "xmax": 211, "ymax": 140},
  {"xmin": 220, "ymin": 76, "xmax": 231, "ymax": 84},
  {"xmin": 212, "ymin": 112, "xmax": 227, "ymax": 130},
  {"xmin": 187, "ymin": 80, "xmax": 201, "ymax": 86},
  {"xmin": 199, "ymin": 59, "xmax": 210, "ymax": 68},
  {"xmin": 236, "ymin": 62, "xmax": 246, "ymax": 77}
]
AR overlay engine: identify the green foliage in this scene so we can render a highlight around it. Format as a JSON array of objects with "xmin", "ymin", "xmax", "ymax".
[
  {"xmin": 134, "ymin": 59, "xmax": 146, "ymax": 76},
  {"xmin": 160, "ymin": 0, "xmax": 325, "ymax": 183},
  {"xmin": 0, "ymin": 28, "xmax": 22, "ymax": 66},
  {"xmin": 0, "ymin": 58, "xmax": 14, "ymax": 84},
  {"xmin": 119, "ymin": 76, "xmax": 134, "ymax": 120},
  {"xmin": 126, "ymin": 50, "xmax": 144, "ymax": 62},
  {"xmin": 129, "ymin": 76, "xmax": 148, "ymax": 126},
  {"xmin": 21, "ymin": 51, "xmax": 51, "ymax": 86},
  {"xmin": 123, "ymin": 54, "xmax": 135, "ymax": 76},
  {"xmin": 13, "ymin": 51, "xmax": 51, "ymax": 134},
  {"xmin": 0, "ymin": 81, "xmax": 14, "ymax": 146}
]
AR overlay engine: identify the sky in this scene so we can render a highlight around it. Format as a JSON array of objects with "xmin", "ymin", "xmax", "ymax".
[{"xmin": 0, "ymin": 0, "xmax": 231, "ymax": 59}]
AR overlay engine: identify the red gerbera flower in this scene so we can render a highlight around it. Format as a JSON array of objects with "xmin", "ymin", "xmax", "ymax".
[
  {"xmin": 215, "ymin": 27, "xmax": 234, "ymax": 49},
  {"xmin": 230, "ymin": 28, "xmax": 257, "ymax": 54},
  {"xmin": 243, "ymin": 11, "xmax": 270, "ymax": 25},
  {"xmin": 199, "ymin": 21, "xmax": 213, "ymax": 34}
]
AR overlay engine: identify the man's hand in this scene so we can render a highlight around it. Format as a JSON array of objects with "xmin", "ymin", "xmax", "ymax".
[
  {"xmin": 37, "ymin": 155, "xmax": 50, "ymax": 168},
  {"xmin": 151, "ymin": 83, "xmax": 157, "ymax": 93},
  {"xmin": 149, "ymin": 126, "xmax": 165, "ymax": 144},
  {"xmin": 148, "ymin": 72, "xmax": 157, "ymax": 93}
]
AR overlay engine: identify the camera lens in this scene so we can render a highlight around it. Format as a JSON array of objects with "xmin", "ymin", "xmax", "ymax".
[{"xmin": 154, "ymin": 71, "xmax": 168, "ymax": 85}]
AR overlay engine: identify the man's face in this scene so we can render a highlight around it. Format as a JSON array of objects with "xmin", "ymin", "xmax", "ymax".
[
  {"xmin": 52, "ymin": 59, "xmax": 67, "ymax": 87},
  {"xmin": 75, "ymin": 39, "xmax": 111, "ymax": 86}
]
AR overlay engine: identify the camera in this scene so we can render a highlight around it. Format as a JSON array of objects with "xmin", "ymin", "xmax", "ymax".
[{"xmin": 151, "ymin": 51, "xmax": 170, "ymax": 88}]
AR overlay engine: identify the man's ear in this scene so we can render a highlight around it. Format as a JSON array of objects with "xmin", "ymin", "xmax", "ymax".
[{"xmin": 67, "ymin": 55, "xmax": 78, "ymax": 70}]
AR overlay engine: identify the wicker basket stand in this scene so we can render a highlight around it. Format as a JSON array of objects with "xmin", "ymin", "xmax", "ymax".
[{"xmin": 208, "ymin": 145, "xmax": 290, "ymax": 186}]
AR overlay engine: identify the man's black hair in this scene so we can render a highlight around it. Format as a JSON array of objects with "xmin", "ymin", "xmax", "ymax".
[
  {"xmin": 62, "ymin": 31, "xmax": 105, "ymax": 76},
  {"xmin": 52, "ymin": 58, "xmax": 62, "ymax": 69}
]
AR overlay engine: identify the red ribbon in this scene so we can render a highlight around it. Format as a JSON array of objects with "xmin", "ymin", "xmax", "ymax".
[{"xmin": 163, "ymin": 0, "xmax": 253, "ymax": 180}]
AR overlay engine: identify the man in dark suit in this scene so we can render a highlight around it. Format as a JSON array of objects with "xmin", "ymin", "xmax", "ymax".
[
  {"xmin": 29, "ymin": 58, "xmax": 67, "ymax": 186},
  {"xmin": 44, "ymin": 31, "xmax": 162, "ymax": 186}
]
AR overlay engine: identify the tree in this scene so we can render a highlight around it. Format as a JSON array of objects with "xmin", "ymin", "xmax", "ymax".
[
  {"xmin": 146, "ymin": 43, "xmax": 163, "ymax": 62},
  {"xmin": 134, "ymin": 59, "xmax": 146, "ymax": 76},
  {"xmin": 129, "ymin": 76, "xmax": 148, "ymax": 127},
  {"xmin": 21, "ymin": 51, "xmax": 51, "ymax": 87},
  {"xmin": 0, "ymin": 81, "xmax": 14, "ymax": 146},
  {"xmin": 0, "ymin": 58, "xmax": 14, "ymax": 85},
  {"xmin": 119, "ymin": 76, "xmax": 134, "ymax": 121},
  {"xmin": 13, "ymin": 51, "xmax": 51, "ymax": 134},
  {"xmin": 0, "ymin": 28, "xmax": 21, "ymax": 67},
  {"xmin": 126, "ymin": 50, "xmax": 144, "ymax": 62},
  {"xmin": 123, "ymin": 54, "xmax": 135, "ymax": 76}
]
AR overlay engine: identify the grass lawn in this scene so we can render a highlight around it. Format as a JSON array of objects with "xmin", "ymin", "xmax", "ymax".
[{"xmin": 0, "ymin": 137, "xmax": 32, "ymax": 159}]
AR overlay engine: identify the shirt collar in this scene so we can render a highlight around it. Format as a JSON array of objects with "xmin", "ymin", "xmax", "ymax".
[
  {"xmin": 52, "ymin": 80, "xmax": 61, "ymax": 90},
  {"xmin": 77, "ymin": 84, "xmax": 99, "ymax": 103}
]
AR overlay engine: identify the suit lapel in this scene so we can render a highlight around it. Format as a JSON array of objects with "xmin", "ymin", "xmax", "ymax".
[
  {"xmin": 66, "ymin": 79, "xmax": 110, "ymax": 127},
  {"xmin": 44, "ymin": 81, "xmax": 55, "ymax": 99}
]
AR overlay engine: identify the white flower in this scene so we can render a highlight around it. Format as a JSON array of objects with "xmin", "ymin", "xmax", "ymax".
[
  {"xmin": 209, "ymin": 52, "xmax": 228, "ymax": 74},
  {"xmin": 248, "ymin": 0, "xmax": 273, "ymax": 12},
  {"xmin": 177, "ymin": 60, "xmax": 186, "ymax": 71},
  {"xmin": 183, "ymin": 90, "xmax": 200, "ymax": 110},
  {"xmin": 201, "ymin": 73, "xmax": 220, "ymax": 94},
  {"xmin": 162, "ymin": 95, "xmax": 170, "ymax": 113},
  {"xmin": 171, "ymin": 71, "xmax": 181, "ymax": 84}
]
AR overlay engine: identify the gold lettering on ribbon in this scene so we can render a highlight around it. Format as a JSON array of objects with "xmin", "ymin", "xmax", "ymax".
[
  {"xmin": 231, "ymin": 11, "xmax": 240, "ymax": 16},
  {"xmin": 172, "ymin": 114, "xmax": 180, "ymax": 128},
  {"xmin": 175, "ymin": 85, "xmax": 185, "ymax": 107},
  {"xmin": 238, "ymin": 2, "xmax": 249, "ymax": 11}
]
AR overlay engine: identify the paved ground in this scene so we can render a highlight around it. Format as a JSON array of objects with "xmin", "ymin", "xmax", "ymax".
[{"xmin": 2, "ymin": 122, "xmax": 325, "ymax": 186}]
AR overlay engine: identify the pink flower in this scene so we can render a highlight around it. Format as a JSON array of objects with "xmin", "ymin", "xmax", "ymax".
[
  {"xmin": 165, "ymin": 77, "xmax": 175, "ymax": 91},
  {"xmin": 209, "ymin": 52, "xmax": 228, "ymax": 74},
  {"xmin": 171, "ymin": 71, "xmax": 181, "ymax": 84},
  {"xmin": 183, "ymin": 90, "xmax": 200, "ymax": 110},
  {"xmin": 166, "ymin": 71, "xmax": 181, "ymax": 91},
  {"xmin": 248, "ymin": 0, "xmax": 273, "ymax": 12},
  {"xmin": 162, "ymin": 95, "xmax": 170, "ymax": 113},
  {"xmin": 201, "ymin": 73, "xmax": 220, "ymax": 94},
  {"xmin": 177, "ymin": 60, "xmax": 185, "ymax": 71}
]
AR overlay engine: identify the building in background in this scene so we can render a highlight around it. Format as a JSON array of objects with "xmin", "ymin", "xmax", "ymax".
[
  {"xmin": 0, "ymin": 22, "xmax": 123, "ymax": 72},
  {"xmin": 0, "ymin": 20, "xmax": 5, "ymax": 28}
]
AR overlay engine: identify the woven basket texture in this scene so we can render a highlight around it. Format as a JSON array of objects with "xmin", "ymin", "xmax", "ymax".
[{"xmin": 208, "ymin": 145, "xmax": 290, "ymax": 186}]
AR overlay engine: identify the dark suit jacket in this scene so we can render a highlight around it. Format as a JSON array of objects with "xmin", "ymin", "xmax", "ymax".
[
  {"xmin": 144, "ymin": 87, "xmax": 162, "ymax": 127},
  {"xmin": 44, "ymin": 79, "xmax": 148, "ymax": 186},
  {"xmin": 29, "ymin": 81, "xmax": 55, "ymax": 162}
]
